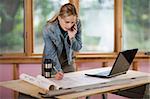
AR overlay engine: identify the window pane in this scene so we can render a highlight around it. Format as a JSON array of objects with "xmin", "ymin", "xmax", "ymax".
[
  {"xmin": 0, "ymin": 0, "xmax": 24, "ymax": 53},
  {"xmin": 80, "ymin": 0, "xmax": 114, "ymax": 53},
  {"xmin": 123, "ymin": 0, "xmax": 150, "ymax": 52},
  {"xmin": 33, "ymin": 0, "xmax": 69, "ymax": 53}
]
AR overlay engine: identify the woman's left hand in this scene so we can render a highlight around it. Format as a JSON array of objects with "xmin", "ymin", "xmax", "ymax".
[{"xmin": 67, "ymin": 24, "xmax": 77, "ymax": 40}]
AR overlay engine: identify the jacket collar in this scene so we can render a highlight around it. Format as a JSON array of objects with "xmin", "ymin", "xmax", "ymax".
[{"xmin": 54, "ymin": 20, "xmax": 67, "ymax": 39}]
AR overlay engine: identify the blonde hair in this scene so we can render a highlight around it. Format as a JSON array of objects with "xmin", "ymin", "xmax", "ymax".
[{"xmin": 47, "ymin": 3, "xmax": 77, "ymax": 24}]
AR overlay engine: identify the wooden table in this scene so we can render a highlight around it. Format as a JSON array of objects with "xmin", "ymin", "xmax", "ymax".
[{"xmin": 0, "ymin": 68, "xmax": 150, "ymax": 99}]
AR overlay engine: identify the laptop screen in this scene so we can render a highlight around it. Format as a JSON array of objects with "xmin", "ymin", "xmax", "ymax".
[
  {"xmin": 85, "ymin": 48, "xmax": 138, "ymax": 78},
  {"xmin": 122, "ymin": 49, "xmax": 138, "ymax": 64},
  {"xmin": 109, "ymin": 48, "xmax": 138, "ymax": 76}
]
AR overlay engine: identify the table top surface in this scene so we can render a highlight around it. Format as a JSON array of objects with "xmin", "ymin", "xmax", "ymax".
[{"xmin": 0, "ymin": 68, "xmax": 150, "ymax": 99}]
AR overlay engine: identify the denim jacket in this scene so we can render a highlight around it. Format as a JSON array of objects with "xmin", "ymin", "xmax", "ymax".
[{"xmin": 43, "ymin": 19, "xmax": 82, "ymax": 71}]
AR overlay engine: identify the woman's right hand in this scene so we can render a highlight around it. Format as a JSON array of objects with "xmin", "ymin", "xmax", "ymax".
[
  {"xmin": 55, "ymin": 72, "xmax": 64, "ymax": 80},
  {"xmin": 67, "ymin": 24, "xmax": 77, "ymax": 41}
]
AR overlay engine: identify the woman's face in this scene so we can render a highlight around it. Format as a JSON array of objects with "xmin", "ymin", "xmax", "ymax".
[{"xmin": 58, "ymin": 15, "xmax": 77, "ymax": 31}]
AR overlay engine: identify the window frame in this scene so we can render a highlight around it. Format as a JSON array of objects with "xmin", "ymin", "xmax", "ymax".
[{"xmin": 0, "ymin": 0, "xmax": 148, "ymax": 58}]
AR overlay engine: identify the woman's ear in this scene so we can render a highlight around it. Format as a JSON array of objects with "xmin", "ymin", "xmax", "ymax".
[{"xmin": 58, "ymin": 16, "xmax": 61, "ymax": 22}]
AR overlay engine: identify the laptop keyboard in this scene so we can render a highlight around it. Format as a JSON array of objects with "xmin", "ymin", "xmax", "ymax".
[{"xmin": 97, "ymin": 71, "xmax": 110, "ymax": 75}]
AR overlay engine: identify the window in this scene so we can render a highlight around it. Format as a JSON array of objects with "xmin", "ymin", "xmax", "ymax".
[
  {"xmin": 0, "ymin": 0, "xmax": 24, "ymax": 53},
  {"xmin": 80, "ymin": 0, "xmax": 114, "ymax": 53},
  {"xmin": 33, "ymin": 0, "xmax": 69, "ymax": 53},
  {"xmin": 123, "ymin": 0, "xmax": 150, "ymax": 52},
  {"xmin": 1, "ymin": 0, "xmax": 149, "ymax": 55}
]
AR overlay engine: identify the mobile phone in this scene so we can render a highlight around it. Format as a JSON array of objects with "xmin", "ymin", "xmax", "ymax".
[{"xmin": 70, "ymin": 24, "xmax": 75, "ymax": 31}]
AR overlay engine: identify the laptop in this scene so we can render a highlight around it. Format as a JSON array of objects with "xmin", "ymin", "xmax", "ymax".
[{"xmin": 85, "ymin": 48, "xmax": 138, "ymax": 78}]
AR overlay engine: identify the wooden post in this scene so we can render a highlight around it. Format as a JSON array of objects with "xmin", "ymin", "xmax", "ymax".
[
  {"xmin": 114, "ymin": 0, "xmax": 122, "ymax": 52},
  {"xmin": 13, "ymin": 64, "xmax": 19, "ymax": 80},
  {"xmin": 69, "ymin": 0, "xmax": 79, "ymax": 15},
  {"xmin": 13, "ymin": 63, "xmax": 19, "ymax": 99},
  {"xmin": 102, "ymin": 62, "xmax": 108, "ymax": 67},
  {"xmin": 75, "ymin": 61, "xmax": 81, "ymax": 71},
  {"xmin": 132, "ymin": 61, "xmax": 139, "ymax": 71}
]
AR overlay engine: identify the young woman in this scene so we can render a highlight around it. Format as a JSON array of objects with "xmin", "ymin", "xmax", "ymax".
[{"xmin": 42, "ymin": 3, "xmax": 82, "ymax": 80}]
